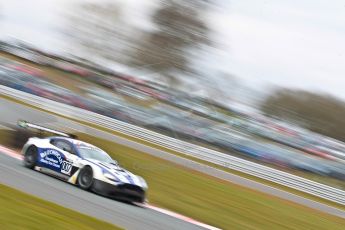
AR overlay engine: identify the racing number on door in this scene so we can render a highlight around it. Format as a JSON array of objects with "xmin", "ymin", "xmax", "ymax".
[{"xmin": 61, "ymin": 161, "xmax": 72, "ymax": 175}]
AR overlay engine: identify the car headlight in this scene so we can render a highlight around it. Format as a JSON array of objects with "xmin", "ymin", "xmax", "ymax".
[
  {"xmin": 103, "ymin": 173, "xmax": 118, "ymax": 182},
  {"xmin": 138, "ymin": 176, "xmax": 148, "ymax": 189}
]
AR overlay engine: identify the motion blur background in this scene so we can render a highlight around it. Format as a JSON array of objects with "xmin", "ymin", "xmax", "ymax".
[{"xmin": 1, "ymin": 0, "xmax": 345, "ymax": 190}]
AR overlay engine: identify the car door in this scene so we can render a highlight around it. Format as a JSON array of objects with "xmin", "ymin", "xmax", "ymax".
[{"xmin": 49, "ymin": 139, "xmax": 78, "ymax": 177}]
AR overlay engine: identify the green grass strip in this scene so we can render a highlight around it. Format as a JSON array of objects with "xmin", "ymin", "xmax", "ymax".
[
  {"xmin": 77, "ymin": 133, "xmax": 345, "ymax": 230},
  {"xmin": 0, "ymin": 184, "xmax": 122, "ymax": 230},
  {"xmin": 1, "ymin": 94, "xmax": 345, "ymax": 211}
]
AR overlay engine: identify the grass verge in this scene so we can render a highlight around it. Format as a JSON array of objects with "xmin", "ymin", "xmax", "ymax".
[
  {"xmin": 75, "ymin": 133, "xmax": 345, "ymax": 230},
  {"xmin": 0, "ymin": 184, "xmax": 121, "ymax": 230},
  {"xmin": 1, "ymin": 94, "xmax": 345, "ymax": 212},
  {"xmin": 1, "ymin": 125, "xmax": 345, "ymax": 229}
]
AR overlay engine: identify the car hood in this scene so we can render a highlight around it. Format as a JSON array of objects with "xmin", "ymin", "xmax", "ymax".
[{"xmin": 86, "ymin": 159, "xmax": 146, "ymax": 188}]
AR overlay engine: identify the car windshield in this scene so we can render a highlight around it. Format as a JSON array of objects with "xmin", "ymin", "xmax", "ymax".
[{"xmin": 77, "ymin": 146, "xmax": 115, "ymax": 164}]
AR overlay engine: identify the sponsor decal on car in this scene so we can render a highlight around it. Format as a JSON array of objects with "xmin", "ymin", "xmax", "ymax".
[{"xmin": 39, "ymin": 149, "xmax": 63, "ymax": 168}]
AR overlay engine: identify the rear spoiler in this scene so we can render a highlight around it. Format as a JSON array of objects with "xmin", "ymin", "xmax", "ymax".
[{"xmin": 17, "ymin": 120, "xmax": 77, "ymax": 139}]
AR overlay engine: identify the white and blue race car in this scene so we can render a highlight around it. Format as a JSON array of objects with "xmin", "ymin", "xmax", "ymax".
[{"xmin": 19, "ymin": 120, "xmax": 148, "ymax": 203}]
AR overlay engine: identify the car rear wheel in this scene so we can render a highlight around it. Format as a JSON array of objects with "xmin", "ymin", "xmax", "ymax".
[
  {"xmin": 24, "ymin": 146, "xmax": 38, "ymax": 169},
  {"xmin": 78, "ymin": 166, "xmax": 94, "ymax": 190}
]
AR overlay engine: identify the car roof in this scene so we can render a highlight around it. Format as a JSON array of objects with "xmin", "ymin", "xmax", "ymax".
[{"xmin": 48, "ymin": 136, "xmax": 99, "ymax": 149}]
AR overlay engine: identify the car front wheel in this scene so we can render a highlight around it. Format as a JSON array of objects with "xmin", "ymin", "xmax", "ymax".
[{"xmin": 78, "ymin": 166, "xmax": 94, "ymax": 190}]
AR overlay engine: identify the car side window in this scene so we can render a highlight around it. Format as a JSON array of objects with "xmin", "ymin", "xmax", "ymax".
[{"xmin": 51, "ymin": 139, "xmax": 74, "ymax": 154}]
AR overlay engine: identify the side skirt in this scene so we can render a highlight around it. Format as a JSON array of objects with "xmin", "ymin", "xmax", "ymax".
[{"xmin": 34, "ymin": 166, "xmax": 70, "ymax": 181}]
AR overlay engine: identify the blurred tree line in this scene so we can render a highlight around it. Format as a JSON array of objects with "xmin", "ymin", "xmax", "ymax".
[
  {"xmin": 67, "ymin": 2, "xmax": 130, "ymax": 63},
  {"xmin": 67, "ymin": 0, "xmax": 212, "ymax": 87},
  {"xmin": 261, "ymin": 89, "xmax": 345, "ymax": 141}
]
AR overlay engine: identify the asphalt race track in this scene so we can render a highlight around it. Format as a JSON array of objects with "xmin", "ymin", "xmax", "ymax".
[
  {"xmin": 1, "ymin": 97, "xmax": 345, "ymax": 229},
  {"xmin": 0, "ymin": 153, "xmax": 205, "ymax": 230}
]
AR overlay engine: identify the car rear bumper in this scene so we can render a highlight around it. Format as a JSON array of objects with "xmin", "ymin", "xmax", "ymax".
[{"xmin": 92, "ymin": 179, "xmax": 146, "ymax": 203}]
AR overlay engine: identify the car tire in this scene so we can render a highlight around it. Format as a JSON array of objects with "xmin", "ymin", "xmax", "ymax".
[
  {"xmin": 78, "ymin": 166, "xmax": 94, "ymax": 190},
  {"xmin": 24, "ymin": 146, "xmax": 38, "ymax": 169}
]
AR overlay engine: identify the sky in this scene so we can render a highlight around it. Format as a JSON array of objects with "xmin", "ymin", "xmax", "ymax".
[{"xmin": 1, "ymin": 0, "xmax": 345, "ymax": 100}]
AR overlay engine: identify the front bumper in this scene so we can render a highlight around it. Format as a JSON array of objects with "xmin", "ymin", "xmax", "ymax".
[{"xmin": 92, "ymin": 179, "xmax": 146, "ymax": 203}]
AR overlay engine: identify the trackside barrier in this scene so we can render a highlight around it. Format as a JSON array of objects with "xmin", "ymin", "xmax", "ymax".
[{"xmin": 1, "ymin": 85, "xmax": 344, "ymax": 205}]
